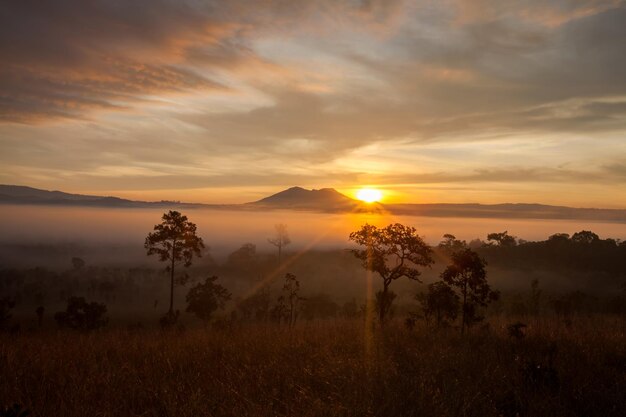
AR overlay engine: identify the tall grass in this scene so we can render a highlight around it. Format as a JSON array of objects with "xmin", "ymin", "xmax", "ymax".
[{"xmin": 1, "ymin": 316, "xmax": 624, "ymax": 416}]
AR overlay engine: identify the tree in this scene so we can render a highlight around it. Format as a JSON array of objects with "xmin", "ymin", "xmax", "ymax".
[
  {"xmin": 186, "ymin": 276, "xmax": 231, "ymax": 324},
  {"xmin": 438, "ymin": 234, "xmax": 468, "ymax": 255},
  {"xmin": 349, "ymin": 223, "xmax": 434, "ymax": 322},
  {"xmin": 71, "ymin": 257, "xmax": 85, "ymax": 270},
  {"xmin": 571, "ymin": 230, "xmax": 600, "ymax": 244},
  {"xmin": 375, "ymin": 290, "xmax": 396, "ymax": 321},
  {"xmin": 145, "ymin": 210, "xmax": 205, "ymax": 317},
  {"xmin": 487, "ymin": 231, "xmax": 517, "ymax": 247},
  {"xmin": 441, "ymin": 249, "xmax": 499, "ymax": 334},
  {"xmin": 419, "ymin": 281, "xmax": 459, "ymax": 326},
  {"xmin": 281, "ymin": 273, "xmax": 303, "ymax": 326},
  {"xmin": 268, "ymin": 224, "xmax": 291, "ymax": 264},
  {"xmin": 238, "ymin": 285, "xmax": 271, "ymax": 321},
  {"xmin": 54, "ymin": 296, "xmax": 108, "ymax": 331}
]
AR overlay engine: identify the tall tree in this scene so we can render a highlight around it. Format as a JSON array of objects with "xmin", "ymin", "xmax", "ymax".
[
  {"xmin": 268, "ymin": 223, "xmax": 291, "ymax": 264},
  {"xmin": 349, "ymin": 223, "xmax": 434, "ymax": 322},
  {"xmin": 145, "ymin": 210, "xmax": 204, "ymax": 316},
  {"xmin": 441, "ymin": 249, "xmax": 499, "ymax": 334}
]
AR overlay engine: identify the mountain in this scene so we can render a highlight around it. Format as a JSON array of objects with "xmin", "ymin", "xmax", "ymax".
[
  {"xmin": 249, "ymin": 186, "xmax": 366, "ymax": 211},
  {"xmin": 1, "ymin": 184, "xmax": 625, "ymax": 221},
  {"xmin": 0, "ymin": 185, "xmax": 147, "ymax": 207}
]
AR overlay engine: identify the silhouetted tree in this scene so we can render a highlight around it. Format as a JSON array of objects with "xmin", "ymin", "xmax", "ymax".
[
  {"xmin": 281, "ymin": 273, "xmax": 303, "ymax": 326},
  {"xmin": 54, "ymin": 296, "xmax": 108, "ymax": 331},
  {"xmin": 227, "ymin": 243, "xmax": 258, "ymax": 269},
  {"xmin": 375, "ymin": 290, "xmax": 396, "ymax": 320},
  {"xmin": 238, "ymin": 286, "xmax": 271, "ymax": 321},
  {"xmin": 268, "ymin": 224, "xmax": 291, "ymax": 264},
  {"xmin": 186, "ymin": 276, "xmax": 231, "ymax": 325},
  {"xmin": 71, "ymin": 257, "xmax": 85, "ymax": 270},
  {"xmin": 145, "ymin": 210, "xmax": 205, "ymax": 318},
  {"xmin": 301, "ymin": 293, "xmax": 339, "ymax": 320},
  {"xmin": 349, "ymin": 223, "xmax": 434, "ymax": 322},
  {"xmin": 419, "ymin": 281, "xmax": 459, "ymax": 326},
  {"xmin": 487, "ymin": 231, "xmax": 517, "ymax": 247},
  {"xmin": 341, "ymin": 298, "xmax": 359, "ymax": 319},
  {"xmin": 438, "ymin": 234, "xmax": 467, "ymax": 255},
  {"xmin": 571, "ymin": 230, "xmax": 600, "ymax": 244},
  {"xmin": 441, "ymin": 249, "xmax": 499, "ymax": 334}
]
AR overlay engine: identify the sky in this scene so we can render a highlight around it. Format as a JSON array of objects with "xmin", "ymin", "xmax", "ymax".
[{"xmin": 1, "ymin": 0, "xmax": 625, "ymax": 206}]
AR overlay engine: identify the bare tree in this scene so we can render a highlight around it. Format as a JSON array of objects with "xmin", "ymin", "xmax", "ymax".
[
  {"xmin": 268, "ymin": 223, "xmax": 291, "ymax": 264},
  {"xmin": 145, "ymin": 210, "xmax": 204, "ymax": 318}
]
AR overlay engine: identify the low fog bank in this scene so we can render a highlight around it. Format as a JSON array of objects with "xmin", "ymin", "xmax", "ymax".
[{"xmin": 1, "ymin": 205, "xmax": 625, "ymax": 328}]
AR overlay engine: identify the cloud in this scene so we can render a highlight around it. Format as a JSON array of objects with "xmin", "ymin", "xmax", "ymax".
[{"xmin": 0, "ymin": 0, "xmax": 625, "ymax": 206}]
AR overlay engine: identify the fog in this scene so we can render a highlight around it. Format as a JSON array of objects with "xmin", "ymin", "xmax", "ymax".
[
  {"xmin": 2, "ymin": 204, "xmax": 626, "ymax": 254},
  {"xmin": 1, "ymin": 204, "xmax": 625, "ymax": 270}
]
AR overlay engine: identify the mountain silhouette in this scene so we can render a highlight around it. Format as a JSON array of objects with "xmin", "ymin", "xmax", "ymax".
[
  {"xmin": 0, "ymin": 185, "xmax": 144, "ymax": 207},
  {"xmin": 249, "ymin": 186, "xmax": 361, "ymax": 211},
  {"xmin": 1, "ymin": 184, "xmax": 625, "ymax": 221}
]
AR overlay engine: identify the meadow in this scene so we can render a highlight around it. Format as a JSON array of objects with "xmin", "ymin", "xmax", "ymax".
[{"xmin": 1, "ymin": 315, "xmax": 624, "ymax": 417}]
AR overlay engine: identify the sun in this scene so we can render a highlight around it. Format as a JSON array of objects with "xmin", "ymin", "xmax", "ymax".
[{"xmin": 356, "ymin": 188, "xmax": 383, "ymax": 203}]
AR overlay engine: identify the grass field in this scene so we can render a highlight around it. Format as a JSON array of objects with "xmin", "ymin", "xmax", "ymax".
[{"xmin": 1, "ymin": 316, "xmax": 625, "ymax": 417}]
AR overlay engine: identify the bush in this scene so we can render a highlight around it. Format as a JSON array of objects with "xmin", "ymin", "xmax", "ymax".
[{"xmin": 54, "ymin": 296, "xmax": 108, "ymax": 331}]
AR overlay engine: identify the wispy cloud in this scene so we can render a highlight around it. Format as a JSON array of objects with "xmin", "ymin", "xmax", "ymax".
[{"xmin": 0, "ymin": 0, "xmax": 625, "ymax": 206}]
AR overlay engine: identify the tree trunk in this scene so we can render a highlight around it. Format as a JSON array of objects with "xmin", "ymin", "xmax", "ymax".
[
  {"xmin": 461, "ymin": 279, "xmax": 467, "ymax": 335},
  {"xmin": 380, "ymin": 283, "xmax": 389, "ymax": 323},
  {"xmin": 169, "ymin": 247, "xmax": 175, "ymax": 314}
]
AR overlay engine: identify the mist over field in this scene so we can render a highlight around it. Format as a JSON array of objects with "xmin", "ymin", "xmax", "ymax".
[{"xmin": 2, "ymin": 204, "xmax": 625, "ymax": 266}]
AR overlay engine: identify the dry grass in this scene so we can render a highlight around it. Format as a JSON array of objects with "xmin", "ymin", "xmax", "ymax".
[{"xmin": 1, "ymin": 316, "xmax": 624, "ymax": 417}]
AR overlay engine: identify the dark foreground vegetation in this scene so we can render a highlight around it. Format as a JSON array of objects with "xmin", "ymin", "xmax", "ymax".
[{"xmin": 1, "ymin": 317, "xmax": 625, "ymax": 417}]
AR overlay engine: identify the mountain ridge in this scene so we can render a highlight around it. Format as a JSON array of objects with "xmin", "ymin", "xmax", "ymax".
[{"xmin": 1, "ymin": 184, "xmax": 625, "ymax": 221}]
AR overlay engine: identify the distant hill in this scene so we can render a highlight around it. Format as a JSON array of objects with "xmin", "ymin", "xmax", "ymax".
[
  {"xmin": 248, "ymin": 186, "xmax": 375, "ymax": 212},
  {"xmin": 385, "ymin": 203, "xmax": 626, "ymax": 222},
  {"xmin": 0, "ymin": 185, "xmax": 150, "ymax": 207},
  {"xmin": 1, "ymin": 184, "xmax": 625, "ymax": 221}
]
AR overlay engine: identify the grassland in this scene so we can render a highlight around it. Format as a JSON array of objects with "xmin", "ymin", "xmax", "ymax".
[{"xmin": 1, "ymin": 316, "xmax": 625, "ymax": 417}]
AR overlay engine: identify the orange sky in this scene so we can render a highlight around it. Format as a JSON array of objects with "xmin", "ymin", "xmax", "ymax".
[{"xmin": 1, "ymin": 1, "xmax": 625, "ymax": 207}]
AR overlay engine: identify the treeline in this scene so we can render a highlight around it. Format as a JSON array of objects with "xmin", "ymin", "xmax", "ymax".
[{"xmin": 435, "ymin": 230, "xmax": 626, "ymax": 276}]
